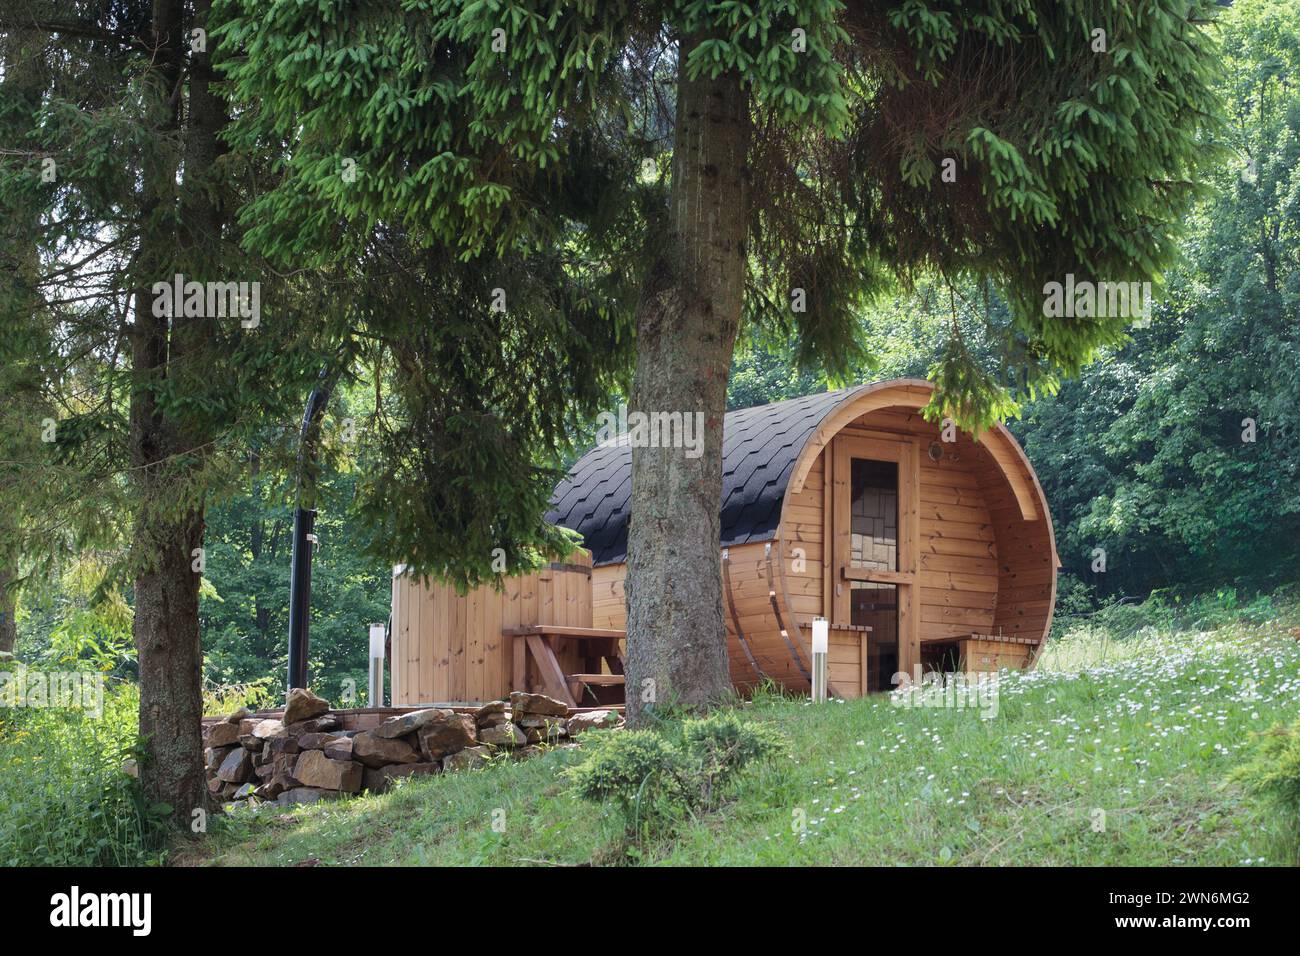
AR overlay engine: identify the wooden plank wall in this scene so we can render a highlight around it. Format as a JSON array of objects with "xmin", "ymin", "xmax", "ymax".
[
  {"xmin": 781, "ymin": 452, "xmax": 826, "ymax": 626},
  {"xmin": 828, "ymin": 630, "xmax": 864, "ymax": 696},
  {"xmin": 972, "ymin": 448, "xmax": 1057, "ymax": 641},
  {"xmin": 592, "ymin": 565, "xmax": 626, "ymax": 631},
  {"xmin": 390, "ymin": 552, "xmax": 593, "ymax": 705}
]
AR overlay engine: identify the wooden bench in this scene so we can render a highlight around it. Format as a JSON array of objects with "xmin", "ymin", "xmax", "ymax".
[{"xmin": 503, "ymin": 625, "xmax": 627, "ymax": 707}]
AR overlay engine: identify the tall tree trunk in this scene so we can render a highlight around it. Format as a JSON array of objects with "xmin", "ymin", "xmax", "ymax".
[
  {"xmin": 130, "ymin": 0, "xmax": 226, "ymax": 828},
  {"xmin": 624, "ymin": 41, "xmax": 750, "ymax": 726},
  {"xmin": 0, "ymin": 569, "xmax": 15, "ymax": 657},
  {"xmin": 0, "ymin": 26, "xmax": 45, "ymax": 660}
]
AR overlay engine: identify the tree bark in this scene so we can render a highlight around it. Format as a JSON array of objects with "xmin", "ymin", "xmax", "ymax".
[
  {"xmin": 129, "ymin": 0, "xmax": 225, "ymax": 828},
  {"xmin": 624, "ymin": 39, "xmax": 750, "ymax": 726},
  {"xmin": 0, "ymin": 570, "xmax": 15, "ymax": 657},
  {"xmin": 0, "ymin": 26, "xmax": 45, "ymax": 660}
]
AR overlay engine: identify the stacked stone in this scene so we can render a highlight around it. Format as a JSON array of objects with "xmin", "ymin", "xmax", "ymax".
[{"xmin": 201, "ymin": 688, "xmax": 623, "ymax": 807}]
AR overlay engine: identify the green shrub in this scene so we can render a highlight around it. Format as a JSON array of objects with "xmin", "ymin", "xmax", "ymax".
[
  {"xmin": 566, "ymin": 730, "xmax": 686, "ymax": 836},
  {"xmin": 567, "ymin": 711, "xmax": 787, "ymax": 847},
  {"xmin": 681, "ymin": 711, "xmax": 789, "ymax": 804},
  {"xmin": 1231, "ymin": 720, "xmax": 1300, "ymax": 824}
]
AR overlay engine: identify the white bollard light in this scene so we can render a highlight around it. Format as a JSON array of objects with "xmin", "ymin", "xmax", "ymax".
[
  {"xmin": 811, "ymin": 616, "xmax": 829, "ymax": 704},
  {"xmin": 368, "ymin": 623, "xmax": 386, "ymax": 708}
]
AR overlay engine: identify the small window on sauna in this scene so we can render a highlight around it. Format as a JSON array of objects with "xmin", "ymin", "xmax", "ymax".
[{"xmin": 849, "ymin": 459, "xmax": 898, "ymax": 572}]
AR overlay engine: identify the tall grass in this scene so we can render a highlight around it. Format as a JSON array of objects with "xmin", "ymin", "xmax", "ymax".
[{"xmin": 0, "ymin": 682, "xmax": 167, "ymax": 866}]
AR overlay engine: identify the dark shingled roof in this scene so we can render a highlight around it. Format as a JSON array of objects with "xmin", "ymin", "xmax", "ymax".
[{"xmin": 545, "ymin": 386, "xmax": 866, "ymax": 566}]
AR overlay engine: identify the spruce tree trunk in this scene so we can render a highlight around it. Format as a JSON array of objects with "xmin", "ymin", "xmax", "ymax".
[
  {"xmin": 0, "ymin": 570, "xmax": 15, "ymax": 657},
  {"xmin": 131, "ymin": 496, "xmax": 207, "ymax": 823},
  {"xmin": 0, "ymin": 28, "xmax": 43, "ymax": 660},
  {"xmin": 624, "ymin": 40, "xmax": 750, "ymax": 726},
  {"xmin": 128, "ymin": 0, "xmax": 219, "ymax": 828}
]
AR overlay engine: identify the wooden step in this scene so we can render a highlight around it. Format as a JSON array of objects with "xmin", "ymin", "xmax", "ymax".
[{"xmin": 567, "ymin": 673, "xmax": 625, "ymax": 686}]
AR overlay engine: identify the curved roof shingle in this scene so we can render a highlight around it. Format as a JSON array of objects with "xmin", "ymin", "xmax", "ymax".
[{"xmin": 545, "ymin": 386, "xmax": 867, "ymax": 566}]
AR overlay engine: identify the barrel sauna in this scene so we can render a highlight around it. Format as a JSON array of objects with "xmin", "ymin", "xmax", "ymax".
[
  {"xmin": 549, "ymin": 379, "xmax": 1059, "ymax": 699},
  {"xmin": 389, "ymin": 552, "xmax": 594, "ymax": 706}
]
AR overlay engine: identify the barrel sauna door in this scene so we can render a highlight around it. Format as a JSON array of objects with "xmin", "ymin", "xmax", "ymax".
[{"xmin": 830, "ymin": 434, "xmax": 920, "ymax": 691}]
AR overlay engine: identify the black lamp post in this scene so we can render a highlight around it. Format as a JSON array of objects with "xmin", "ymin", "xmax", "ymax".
[{"xmin": 286, "ymin": 370, "xmax": 334, "ymax": 691}]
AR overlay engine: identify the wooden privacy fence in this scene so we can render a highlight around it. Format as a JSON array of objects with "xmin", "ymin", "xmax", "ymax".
[{"xmin": 389, "ymin": 552, "xmax": 597, "ymax": 706}]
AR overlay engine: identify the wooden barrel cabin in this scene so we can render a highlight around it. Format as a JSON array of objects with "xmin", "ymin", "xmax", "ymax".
[
  {"xmin": 392, "ymin": 379, "xmax": 1058, "ymax": 705},
  {"xmin": 546, "ymin": 379, "xmax": 1058, "ymax": 699}
]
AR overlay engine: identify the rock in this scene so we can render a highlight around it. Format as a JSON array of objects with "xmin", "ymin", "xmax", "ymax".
[
  {"xmin": 416, "ymin": 712, "xmax": 477, "ymax": 760},
  {"xmin": 285, "ymin": 713, "xmax": 340, "ymax": 735},
  {"xmin": 442, "ymin": 746, "xmax": 491, "ymax": 772},
  {"xmin": 205, "ymin": 722, "xmax": 241, "ymax": 748},
  {"xmin": 524, "ymin": 722, "xmax": 567, "ymax": 744},
  {"xmin": 277, "ymin": 787, "xmax": 345, "ymax": 806},
  {"xmin": 566, "ymin": 709, "xmax": 621, "ymax": 735},
  {"xmin": 217, "ymin": 747, "xmax": 254, "ymax": 784},
  {"xmin": 254, "ymin": 779, "xmax": 288, "ymax": 800},
  {"xmin": 509, "ymin": 691, "xmax": 568, "ymax": 718},
  {"xmin": 205, "ymin": 745, "xmax": 236, "ymax": 772},
  {"xmin": 351, "ymin": 732, "xmax": 419, "ymax": 768},
  {"xmin": 516, "ymin": 714, "xmax": 564, "ymax": 729},
  {"xmin": 252, "ymin": 718, "xmax": 286, "ymax": 739},
  {"xmin": 474, "ymin": 700, "xmax": 511, "ymax": 728},
  {"xmin": 297, "ymin": 732, "xmax": 341, "ymax": 751},
  {"xmin": 267, "ymin": 736, "xmax": 301, "ymax": 755},
  {"xmin": 224, "ymin": 706, "xmax": 252, "ymax": 724},
  {"xmin": 207, "ymin": 776, "xmax": 225, "ymax": 794},
  {"xmin": 283, "ymin": 687, "xmax": 330, "ymax": 725},
  {"xmin": 271, "ymin": 753, "xmax": 300, "ymax": 781},
  {"xmin": 479, "ymin": 723, "xmax": 526, "ymax": 748},
  {"xmin": 515, "ymin": 745, "xmax": 544, "ymax": 761},
  {"xmin": 362, "ymin": 762, "xmax": 440, "ymax": 794},
  {"xmin": 293, "ymin": 750, "xmax": 362, "ymax": 792},
  {"xmin": 239, "ymin": 718, "xmax": 259, "ymax": 736},
  {"xmin": 323, "ymin": 737, "xmax": 354, "ymax": 761},
  {"xmin": 374, "ymin": 708, "xmax": 450, "ymax": 739},
  {"xmin": 239, "ymin": 734, "xmax": 263, "ymax": 752},
  {"xmin": 233, "ymin": 783, "xmax": 257, "ymax": 800},
  {"xmin": 254, "ymin": 763, "xmax": 275, "ymax": 781}
]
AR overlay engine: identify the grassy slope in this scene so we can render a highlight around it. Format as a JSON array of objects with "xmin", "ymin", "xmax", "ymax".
[{"xmin": 198, "ymin": 613, "xmax": 1300, "ymax": 867}]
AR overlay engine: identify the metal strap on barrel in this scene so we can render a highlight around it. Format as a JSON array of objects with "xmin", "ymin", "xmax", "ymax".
[
  {"xmin": 766, "ymin": 542, "xmax": 812, "ymax": 682},
  {"xmin": 722, "ymin": 549, "xmax": 766, "ymax": 680}
]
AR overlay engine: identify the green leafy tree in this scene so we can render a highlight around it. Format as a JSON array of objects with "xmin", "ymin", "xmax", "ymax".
[
  {"xmin": 215, "ymin": 0, "xmax": 1220, "ymax": 725},
  {"xmin": 0, "ymin": 0, "xmax": 339, "ymax": 825},
  {"xmin": 1016, "ymin": 0, "xmax": 1300, "ymax": 598}
]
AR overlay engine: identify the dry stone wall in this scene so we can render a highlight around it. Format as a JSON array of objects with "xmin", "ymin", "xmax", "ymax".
[{"xmin": 202, "ymin": 689, "xmax": 623, "ymax": 806}]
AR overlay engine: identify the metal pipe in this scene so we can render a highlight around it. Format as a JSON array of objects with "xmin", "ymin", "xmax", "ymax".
[{"xmin": 287, "ymin": 369, "xmax": 334, "ymax": 690}]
